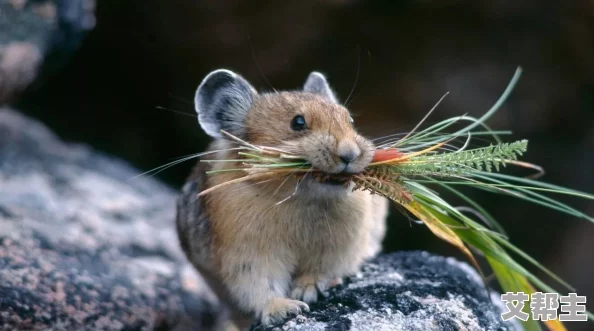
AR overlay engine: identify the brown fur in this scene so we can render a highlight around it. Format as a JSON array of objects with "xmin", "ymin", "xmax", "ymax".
[{"xmin": 177, "ymin": 91, "xmax": 388, "ymax": 329}]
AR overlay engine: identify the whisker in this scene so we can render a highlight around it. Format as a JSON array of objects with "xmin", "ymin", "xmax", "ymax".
[
  {"xmin": 372, "ymin": 132, "xmax": 408, "ymax": 142},
  {"xmin": 131, "ymin": 155, "xmax": 201, "ymax": 180},
  {"xmin": 130, "ymin": 147, "xmax": 247, "ymax": 180},
  {"xmin": 271, "ymin": 164, "xmax": 308, "ymax": 200},
  {"xmin": 155, "ymin": 106, "xmax": 197, "ymax": 118},
  {"xmin": 276, "ymin": 167, "xmax": 314, "ymax": 205},
  {"xmin": 276, "ymin": 179, "xmax": 300, "ymax": 205},
  {"xmin": 231, "ymin": 178, "xmax": 276, "ymax": 192},
  {"xmin": 167, "ymin": 93, "xmax": 194, "ymax": 105},
  {"xmin": 249, "ymin": 35, "xmax": 277, "ymax": 93},
  {"xmin": 344, "ymin": 44, "xmax": 361, "ymax": 107}
]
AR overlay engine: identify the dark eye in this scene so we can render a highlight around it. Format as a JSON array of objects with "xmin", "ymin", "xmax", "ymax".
[{"xmin": 291, "ymin": 115, "xmax": 307, "ymax": 131}]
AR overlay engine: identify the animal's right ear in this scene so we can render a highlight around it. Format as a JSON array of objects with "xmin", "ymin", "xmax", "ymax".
[
  {"xmin": 194, "ymin": 69, "xmax": 257, "ymax": 138},
  {"xmin": 303, "ymin": 71, "xmax": 338, "ymax": 104}
]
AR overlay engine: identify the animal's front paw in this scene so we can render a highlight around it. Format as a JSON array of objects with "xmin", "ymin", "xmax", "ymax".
[
  {"xmin": 290, "ymin": 275, "xmax": 343, "ymax": 303},
  {"xmin": 261, "ymin": 297, "xmax": 309, "ymax": 326}
]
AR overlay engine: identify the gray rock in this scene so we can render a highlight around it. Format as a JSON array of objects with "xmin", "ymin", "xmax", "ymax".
[
  {"xmin": 251, "ymin": 252, "xmax": 521, "ymax": 331},
  {"xmin": 0, "ymin": 108, "xmax": 226, "ymax": 330},
  {"xmin": 0, "ymin": 0, "xmax": 95, "ymax": 103}
]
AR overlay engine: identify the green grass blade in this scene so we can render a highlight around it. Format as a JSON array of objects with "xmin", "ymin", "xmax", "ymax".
[
  {"xmin": 491, "ymin": 235, "xmax": 574, "ymax": 291},
  {"xmin": 488, "ymin": 257, "xmax": 543, "ymax": 331},
  {"xmin": 471, "ymin": 173, "xmax": 594, "ymax": 222},
  {"xmin": 397, "ymin": 66, "xmax": 522, "ymax": 150},
  {"xmin": 419, "ymin": 176, "xmax": 507, "ymax": 235},
  {"xmin": 412, "ymin": 193, "xmax": 559, "ymax": 294},
  {"xmin": 411, "ymin": 180, "xmax": 594, "ymax": 200},
  {"xmin": 406, "ymin": 184, "xmax": 562, "ymax": 292},
  {"xmin": 452, "ymin": 67, "xmax": 522, "ymax": 137},
  {"xmin": 479, "ymin": 172, "xmax": 594, "ymax": 200},
  {"xmin": 396, "ymin": 117, "xmax": 505, "ymax": 151}
]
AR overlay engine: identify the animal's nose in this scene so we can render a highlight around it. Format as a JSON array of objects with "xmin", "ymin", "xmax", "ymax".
[
  {"xmin": 339, "ymin": 152, "xmax": 357, "ymax": 164},
  {"xmin": 337, "ymin": 140, "xmax": 361, "ymax": 164}
]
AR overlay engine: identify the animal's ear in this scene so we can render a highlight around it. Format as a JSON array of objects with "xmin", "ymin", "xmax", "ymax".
[
  {"xmin": 194, "ymin": 69, "xmax": 257, "ymax": 138},
  {"xmin": 303, "ymin": 71, "xmax": 338, "ymax": 103}
]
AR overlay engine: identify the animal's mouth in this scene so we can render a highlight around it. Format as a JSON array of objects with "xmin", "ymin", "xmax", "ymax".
[{"xmin": 311, "ymin": 172, "xmax": 354, "ymax": 187}]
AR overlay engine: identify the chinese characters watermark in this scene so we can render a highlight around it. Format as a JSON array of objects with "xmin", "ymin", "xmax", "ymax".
[{"xmin": 500, "ymin": 292, "xmax": 587, "ymax": 322}]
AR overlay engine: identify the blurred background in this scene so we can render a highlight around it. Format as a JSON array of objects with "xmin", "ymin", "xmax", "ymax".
[{"xmin": 5, "ymin": 0, "xmax": 593, "ymax": 328}]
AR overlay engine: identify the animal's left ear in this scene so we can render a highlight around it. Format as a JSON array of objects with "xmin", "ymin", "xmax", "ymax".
[{"xmin": 303, "ymin": 71, "xmax": 338, "ymax": 103}]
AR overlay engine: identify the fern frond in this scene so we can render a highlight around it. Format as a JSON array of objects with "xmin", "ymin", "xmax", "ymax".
[{"xmin": 395, "ymin": 140, "xmax": 528, "ymax": 177}]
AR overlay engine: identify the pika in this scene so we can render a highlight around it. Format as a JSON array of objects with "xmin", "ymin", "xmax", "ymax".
[{"xmin": 176, "ymin": 69, "xmax": 388, "ymax": 329}]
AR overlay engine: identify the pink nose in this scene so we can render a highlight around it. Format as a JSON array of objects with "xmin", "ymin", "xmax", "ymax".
[{"xmin": 337, "ymin": 140, "xmax": 361, "ymax": 164}]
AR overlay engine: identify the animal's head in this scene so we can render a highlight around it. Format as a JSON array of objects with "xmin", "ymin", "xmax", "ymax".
[{"xmin": 194, "ymin": 69, "xmax": 374, "ymax": 178}]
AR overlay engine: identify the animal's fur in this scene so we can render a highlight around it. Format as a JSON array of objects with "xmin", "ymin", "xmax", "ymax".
[{"xmin": 176, "ymin": 70, "xmax": 388, "ymax": 329}]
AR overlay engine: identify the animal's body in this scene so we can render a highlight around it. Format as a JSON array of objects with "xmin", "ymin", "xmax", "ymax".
[{"xmin": 176, "ymin": 69, "xmax": 388, "ymax": 329}]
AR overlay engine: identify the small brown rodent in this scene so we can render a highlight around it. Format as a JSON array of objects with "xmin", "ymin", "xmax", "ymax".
[{"xmin": 176, "ymin": 69, "xmax": 388, "ymax": 329}]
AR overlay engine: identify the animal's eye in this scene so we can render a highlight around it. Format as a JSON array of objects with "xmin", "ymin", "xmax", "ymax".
[{"xmin": 291, "ymin": 115, "xmax": 307, "ymax": 131}]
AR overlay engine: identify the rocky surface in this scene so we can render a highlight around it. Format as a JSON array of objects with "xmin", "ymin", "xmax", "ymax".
[
  {"xmin": 251, "ymin": 252, "xmax": 520, "ymax": 331},
  {"xmin": 0, "ymin": 0, "xmax": 95, "ymax": 103},
  {"xmin": 0, "ymin": 108, "xmax": 225, "ymax": 330}
]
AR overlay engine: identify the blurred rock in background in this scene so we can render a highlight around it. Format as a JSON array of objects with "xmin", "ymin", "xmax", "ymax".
[
  {"xmin": 0, "ymin": 0, "xmax": 95, "ymax": 103},
  {"xmin": 0, "ymin": 109, "xmax": 224, "ymax": 330},
  {"xmin": 4, "ymin": 0, "xmax": 594, "ymax": 330}
]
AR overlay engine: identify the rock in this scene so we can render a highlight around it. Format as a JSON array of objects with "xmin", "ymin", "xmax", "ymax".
[
  {"xmin": 0, "ymin": 108, "xmax": 226, "ymax": 330},
  {"xmin": 0, "ymin": 0, "xmax": 95, "ymax": 103},
  {"xmin": 251, "ymin": 252, "xmax": 521, "ymax": 331}
]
